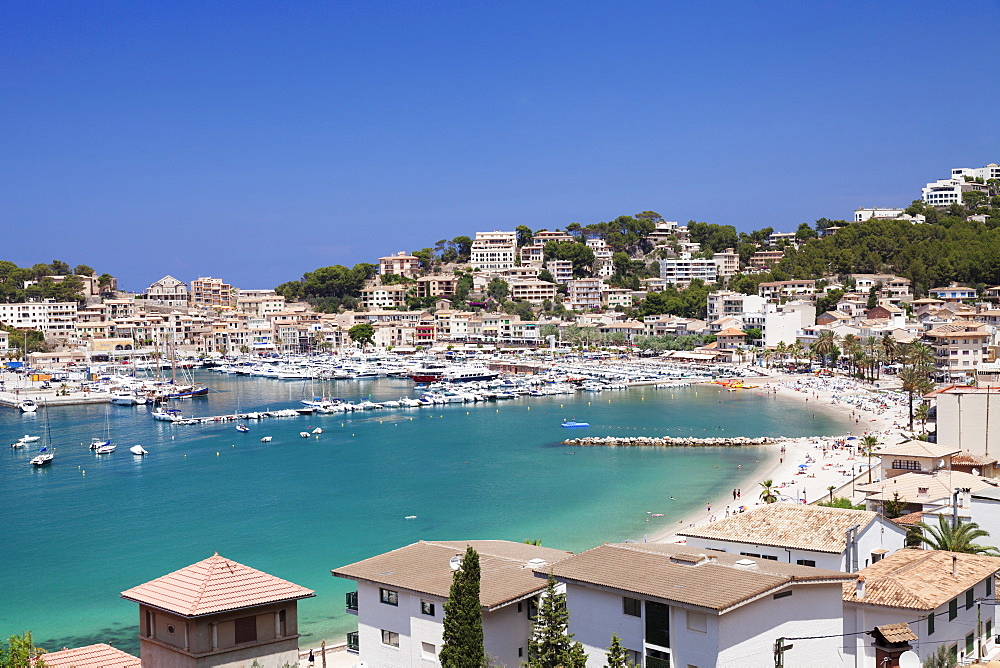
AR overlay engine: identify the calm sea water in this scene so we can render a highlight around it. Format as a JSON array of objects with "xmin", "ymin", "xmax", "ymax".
[{"xmin": 0, "ymin": 372, "xmax": 848, "ymax": 652}]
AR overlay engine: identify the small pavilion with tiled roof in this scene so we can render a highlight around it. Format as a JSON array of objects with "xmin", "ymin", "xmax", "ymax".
[
  {"xmin": 38, "ymin": 644, "xmax": 140, "ymax": 668},
  {"xmin": 120, "ymin": 553, "xmax": 314, "ymax": 668}
]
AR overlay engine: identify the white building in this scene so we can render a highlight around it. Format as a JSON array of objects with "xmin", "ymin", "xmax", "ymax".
[
  {"xmin": 145, "ymin": 275, "xmax": 189, "ymax": 307},
  {"xmin": 586, "ymin": 238, "xmax": 614, "ymax": 278},
  {"xmin": 854, "ymin": 207, "xmax": 905, "ymax": 222},
  {"xmin": 471, "ymin": 231, "xmax": 518, "ymax": 271},
  {"xmin": 545, "ymin": 259, "xmax": 574, "ymax": 284},
  {"xmin": 549, "ymin": 542, "xmax": 854, "ymax": 668},
  {"xmin": 332, "ymin": 540, "xmax": 571, "ymax": 667},
  {"xmin": 660, "ymin": 255, "xmax": 718, "ymax": 286},
  {"xmin": 567, "ymin": 279, "xmax": 603, "ymax": 311},
  {"xmin": 378, "ymin": 252, "xmax": 421, "ymax": 278},
  {"xmin": 678, "ymin": 503, "xmax": 906, "ymax": 572},
  {"xmin": 706, "ymin": 291, "xmax": 766, "ymax": 324},
  {"xmin": 922, "ymin": 164, "xmax": 997, "ymax": 207},
  {"xmin": 0, "ymin": 300, "xmax": 78, "ymax": 337},
  {"xmin": 843, "ymin": 550, "xmax": 1000, "ymax": 666}
]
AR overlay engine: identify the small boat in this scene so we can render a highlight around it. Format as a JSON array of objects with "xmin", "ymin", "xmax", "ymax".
[
  {"xmin": 95, "ymin": 444, "xmax": 116, "ymax": 454},
  {"xmin": 561, "ymin": 421, "xmax": 590, "ymax": 428},
  {"xmin": 130, "ymin": 445, "xmax": 148, "ymax": 456},
  {"xmin": 236, "ymin": 424, "xmax": 250, "ymax": 433},
  {"xmin": 152, "ymin": 408, "xmax": 184, "ymax": 422},
  {"xmin": 311, "ymin": 427, "xmax": 323, "ymax": 435},
  {"xmin": 90, "ymin": 438, "xmax": 110, "ymax": 450},
  {"xmin": 30, "ymin": 447, "xmax": 53, "ymax": 466},
  {"xmin": 404, "ymin": 515, "xmax": 417, "ymax": 520},
  {"xmin": 299, "ymin": 431, "xmax": 311, "ymax": 438},
  {"xmin": 260, "ymin": 436, "xmax": 273, "ymax": 443},
  {"xmin": 19, "ymin": 435, "xmax": 40, "ymax": 443},
  {"xmin": 19, "ymin": 400, "xmax": 38, "ymax": 413}
]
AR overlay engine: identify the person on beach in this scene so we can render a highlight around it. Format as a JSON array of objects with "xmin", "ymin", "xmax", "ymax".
[{"xmin": 308, "ymin": 650, "xmax": 314, "ymax": 667}]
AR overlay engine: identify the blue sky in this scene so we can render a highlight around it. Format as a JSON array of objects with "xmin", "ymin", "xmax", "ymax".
[{"xmin": 2, "ymin": 1, "xmax": 998, "ymax": 291}]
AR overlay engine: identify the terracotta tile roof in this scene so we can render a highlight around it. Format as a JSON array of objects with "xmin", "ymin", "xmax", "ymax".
[
  {"xmin": 332, "ymin": 540, "xmax": 572, "ymax": 611},
  {"xmin": 875, "ymin": 440, "xmax": 960, "ymax": 459},
  {"xmin": 120, "ymin": 553, "xmax": 314, "ymax": 617},
  {"xmin": 952, "ymin": 452, "xmax": 998, "ymax": 466},
  {"xmin": 874, "ymin": 623, "xmax": 918, "ymax": 643},
  {"xmin": 36, "ymin": 644, "xmax": 140, "ymax": 668},
  {"xmin": 856, "ymin": 470, "xmax": 995, "ymax": 504},
  {"xmin": 549, "ymin": 543, "xmax": 853, "ymax": 613},
  {"xmin": 844, "ymin": 549, "xmax": 1000, "ymax": 611},
  {"xmin": 891, "ymin": 511, "xmax": 924, "ymax": 527},
  {"xmin": 717, "ymin": 327, "xmax": 746, "ymax": 336},
  {"xmin": 678, "ymin": 503, "xmax": 881, "ymax": 554}
]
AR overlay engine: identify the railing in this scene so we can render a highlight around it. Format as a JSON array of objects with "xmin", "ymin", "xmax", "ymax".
[
  {"xmin": 646, "ymin": 656, "xmax": 671, "ymax": 668},
  {"xmin": 345, "ymin": 591, "xmax": 358, "ymax": 612},
  {"xmin": 346, "ymin": 632, "xmax": 359, "ymax": 653}
]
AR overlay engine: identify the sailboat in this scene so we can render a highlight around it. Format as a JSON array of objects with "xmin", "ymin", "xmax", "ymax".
[
  {"xmin": 91, "ymin": 407, "xmax": 113, "ymax": 449},
  {"xmin": 30, "ymin": 404, "xmax": 54, "ymax": 466}
]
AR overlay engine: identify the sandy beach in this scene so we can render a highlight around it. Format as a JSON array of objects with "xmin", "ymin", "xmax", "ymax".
[{"xmin": 651, "ymin": 372, "xmax": 912, "ymax": 542}]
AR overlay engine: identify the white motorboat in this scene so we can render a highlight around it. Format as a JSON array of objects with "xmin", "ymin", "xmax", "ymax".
[
  {"xmin": 130, "ymin": 445, "xmax": 148, "ymax": 456},
  {"xmin": 95, "ymin": 444, "xmax": 116, "ymax": 454},
  {"xmin": 236, "ymin": 424, "xmax": 250, "ymax": 433},
  {"xmin": 260, "ymin": 436, "xmax": 273, "ymax": 443},
  {"xmin": 152, "ymin": 408, "xmax": 183, "ymax": 422},
  {"xmin": 299, "ymin": 431, "xmax": 311, "ymax": 438},
  {"xmin": 19, "ymin": 400, "xmax": 38, "ymax": 413},
  {"xmin": 110, "ymin": 392, "xmax": 138, "ymax": 406},
  {"xmin": 18, "ymin": 434, "xmax": 40, "ymax": 443},
  {"xmin": 311, "ymin": 427, "xmax": 323, "ymax": 434}
]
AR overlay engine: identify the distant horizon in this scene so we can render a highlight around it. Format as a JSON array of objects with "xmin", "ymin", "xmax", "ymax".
[{"xmin": 3, "ymin": 1, "xmax": 998, "ymax": 292}]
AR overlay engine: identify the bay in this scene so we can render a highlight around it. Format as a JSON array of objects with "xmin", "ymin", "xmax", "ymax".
[{"xmin": 0, "ymin": 372, "xmax": 848, "ymax": 652}]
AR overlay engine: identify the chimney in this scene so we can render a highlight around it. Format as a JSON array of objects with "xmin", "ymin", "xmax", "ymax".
[
  {"xmin": 856, "ymin": 576, "xmax": 865, "ymax": 599},
  {"xmin": 953, "ymin": 555, "xmax": 958, "ymax": 578}
]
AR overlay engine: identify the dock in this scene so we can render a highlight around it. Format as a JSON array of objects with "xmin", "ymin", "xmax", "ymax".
[{"xmin": 561, "ymin": 435, "xmax": 782, "ymax": 447}]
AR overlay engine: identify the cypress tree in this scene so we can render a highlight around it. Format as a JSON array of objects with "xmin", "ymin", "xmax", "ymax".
[
  {"xmin": 526, "ymin": 576, "xmax": 588, "ymax": 667},
  {"xmin": 439, "ymin": 546, "xmax": 486, "ymax": 668},
  {"xmin": 606, "ymin": 633, "xmax": 633, "ymax": 667}
]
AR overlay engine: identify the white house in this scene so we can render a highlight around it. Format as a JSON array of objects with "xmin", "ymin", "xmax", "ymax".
[
  {"xmin": 332, "ymin": 540, "xmax": 571, "ymax": 667},
  {"xmin": 843, "ymin": 549, "xmax": 1000, "ymax": 666},
  {"xmin": 145, "ymin": 275, "xmax": 190, "ymax": 307},
  {"xmin": 678, "ymin": 503, "xmax": 906, "ymax": 572},
  {"xmin": 548, "ymin": 542, "xmax": 854, "ymax": 668}
]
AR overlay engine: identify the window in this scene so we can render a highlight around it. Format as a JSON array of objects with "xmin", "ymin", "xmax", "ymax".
[
  {"xmin": 967, "ymin": 589, "xmax": 975, "ymax": 609},
  {"xmin": 773, "ymin": 590, "xmax": 793, "ymax": 600},
  {"xmin": 796, "ymin": 559, "xmax": 816, "ymax": 567},
  {"xmin": 627, "ymin": 650, "xmax": 642, "ymax": 665},
  {"xmin": 966, "ymin": 632, "xmax": 975, "ymax": 655},
  {"xmin": 686, "ymin": 611, "xmax": 707, "ymax": 633},
  {"xmin": 277, "ymin": 609, "xmax": 286, "ymax": 636},
  {"xmin": 381, "ymin": 630, "xmax": 399, "ymax": 647},
  {"xmin": 645, "ymin": 600, "xmax": 670, "ymax": 648},
  {"xmin": 950, "ymin": 598, "xmax": 958, "ymax": 621},
  {"xmin": 234, "ymin": 615, "xmax": 257, "ymax": 644},
  {"xmin": 421, "ymin": 600, "xmax": 435, "ymax": 616},
  {"xmin": 623, "ymin": 597, "xmax": 642, "ymax": 617},
  {"xmin": 928, "ymin": 612, "xmax": 935, "ymax": 635},
  {"xmin": 380, "ymin": 588, "xmax": 398, "ymax": 606},
  {"xmin": 421, "ymin": 642, "xmax": 436, "ymax": 660},
  {"xmin": 891, "ymin": 459, "xmax": 921, "ymax": 471},
  {"xmin": 987, "ymin": 618, "xmax": 992, "ymax": 640},
  {"xmin": 989, "ymin": 577, "xmax": 994, "ymax": 597}
]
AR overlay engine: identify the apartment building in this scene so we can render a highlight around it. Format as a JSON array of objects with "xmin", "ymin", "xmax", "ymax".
[
  {"xmin": 660, "ymin": 256, "xmax": 718, "ymax": 286},
  {"xmin": 378, "ymin": 251, "xmax": 421, "ymax": 278},
  {"xmin": 587, "ymin": 238, "xmax": 614, "ymax": 277},
  {"xmin": 145, "ymin": 275, "xmax": 189, "ymax": 307},
  {"xmin": 0, "ymin": 300, "xmax": 77, "ymax": 337},
  {"xmin": 235, "ymin": 294, "xmax": 286, "ymax": 318},
  {"xmin": 706, "ymin": 291, "xmax": 766, "ymax": 323},
  {"xmin": 415, "ymin": 274, "xmax": 458, "ymax": 299},
  {"xmin": 508, "ymin": 279, "xmax": 557, "ymax": 305},
  {"xmin": 758, "ymin": 280, "xmax": 816, "ymax": 302},
  {"xmin": 332, "ymin": 540, "xmax": 572, "ymax": 667},
  {"xmin": 924, "ymin": 323, "xmax": 990, "ymax": 381},
  {"xmin": 712, "ymin": 248, "xmax": 740, "ymax": 278},
  {"xmin": 360, "ymin": 284, "xmax": 409, "ymax": 310},
  {"xmin": 545, "ymin": 259, "xmax": 574, "ymax": 284},
  {"xmin": 922, "ymin": 164, "xmax": 997, "ymax": 206},
  {"xmin": 471, "ymin": 231, "xmax": 517, "ymax": 271},
  {"xmin": 748, "ymin": 249, "xmax": 784, "ymax": 269},
  {"xmin": 190, "ymin": 277, "xmax": 235, "ymax": 309},
  {"xmin": 550, "ymin": 542, "xmax": 853, "ymax": 668},
  {"xmin": 567, "ymin": 279, "xmax": 603, "ymax": 311}
]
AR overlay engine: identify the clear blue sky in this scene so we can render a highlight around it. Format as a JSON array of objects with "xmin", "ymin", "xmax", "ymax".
[{"xmin": 2, "ymin": 1, "xmax": 998, "ymax": 291}]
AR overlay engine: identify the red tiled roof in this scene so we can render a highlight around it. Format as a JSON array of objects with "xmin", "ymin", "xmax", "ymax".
[
  {"xmin": 120, "ymin": 553, "xmax": 314, "ymax": 617},
  {"xmin": 37, "ymin": 644, "xmax": 139, "ymax": 668}
]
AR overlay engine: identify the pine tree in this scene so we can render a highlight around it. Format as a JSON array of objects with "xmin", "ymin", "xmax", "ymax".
[
  {"xmin": 606, "ymin": 633, "xmax": 633, "ymax": 667},
  {"xmin": 439, "ymin": 546, "xmax": 486, "ymax": 668},
  {"xmin": 526, "ymin": 576, "xmax": 588, "ymax": 667}
]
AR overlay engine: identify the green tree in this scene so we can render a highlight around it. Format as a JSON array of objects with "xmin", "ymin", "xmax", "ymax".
[
  {"xmin": 605, "ymin": 633, "xmax": 634, "ymax": 667},
  {"xmin": 914, "ymin": 515, "xmax": 999, "ymax": 555},
  {"xmin": 73, "ymin": 264, "xmax": 95, "ymax": 277},
  {"xmin": 526, "ymin": 576, "xmax": 588, "ymax": 667},
  {"xmin": 817, "ymin": 497, "xmax": 866, "ymax": 510},
  {"xmin": 881, "ymin": 492, "xmax": 906, "ymax": 519},
  {"xmin": 452, "ymin": 236, "xmax": 473, "ymax": 262},
  {"xmin": 758, "ymin": 479, "xmax": 778, "ymax": 503},
  {"xmin": 922, "ymin": 644, "xmax": 957, "ymax": 668},
  {"xmin": 348, "ymin": 323, "xmax": 375, "ymax": 350},
  {"xmin": 860, "ymin": 435, "xmax": 880, "ymax": 483},
  {"xmin": 487, "ymin": 278, "xmax": 509, "ymax": 303},
  {"xmin": 538, "ymin": 269, "xmax": 556, "ymax": 284},
  {"xmin": 516, "ymin": 225, "xmax": 534, "ymax": 247},
  {"xmin": 544, "ymin": 241, "xmax": 595, "ymax": 278},
  {"xmin": 1, "ymin": 631, "xmax": 46, "ymax": 668},
  {"xmin": 440, "ymin": 546, "xmax": 487, "ymax": 668}
]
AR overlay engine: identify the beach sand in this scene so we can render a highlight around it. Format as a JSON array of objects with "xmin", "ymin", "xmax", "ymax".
[{"xmin": 650, "ymin": 372, "xmax": 911, "ymax": 542}]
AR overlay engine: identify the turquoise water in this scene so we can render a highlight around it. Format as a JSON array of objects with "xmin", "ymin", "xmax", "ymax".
[{"xmin": 0, "ymin": 373, "xmax": 848, "ymax": 653}]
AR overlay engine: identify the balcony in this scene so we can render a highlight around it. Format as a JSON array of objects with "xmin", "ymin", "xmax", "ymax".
[
  {"xmin": 345, "ymin": 591, "xmax": 358, "ymax": 614},
  {"xmin": 346, "ymin": 632, "xmax": 359, "ymax": 653}
]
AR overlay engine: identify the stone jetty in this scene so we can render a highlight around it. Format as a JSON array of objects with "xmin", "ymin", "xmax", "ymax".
[{"xmin": 561, "ymin": 435, "xmax": 780, "ymax": 447}]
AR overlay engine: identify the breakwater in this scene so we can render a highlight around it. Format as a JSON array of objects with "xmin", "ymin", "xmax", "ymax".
[{"xmin": 562, "ymin": 435, "xmax": 781, "ymax": 447}]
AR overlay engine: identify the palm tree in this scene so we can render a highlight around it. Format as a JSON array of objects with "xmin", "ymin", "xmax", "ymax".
[
  {"xmin": 860, "ymin": 435, "xmax": 879, "ymax": 483},
  {"xmin": 775, "ymin": 341, "xmax": 788, "ymax": 367},
  {"xmin": 899, "ymin": 367, "xmax": 934, "ymax": 430},
  {"xmin": 880, "ymin": 331, "xmax": 898, "ymax": 365},
  {"xmin": 914, "ymin": 515, "xmax": 999, "ymax": 554},
  {"xmin": 827, "ymin": 485, "xmax": 836, "ymax": 503},
  {"xmin": 903, "ymin": 342, "xmax": 934, "ymax": 373},
  {"xmin": 759, "ymin": 479, "xmax": 778, "ymax": 504},
  {"xmin": 915, "ymin": 402, "xmax": 930, "ymax": 432},
  {"xmin": 813, "ymin": 330, "xmax": 837, "ymax": 368}
]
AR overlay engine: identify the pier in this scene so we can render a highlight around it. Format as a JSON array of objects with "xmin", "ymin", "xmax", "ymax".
[{"xmin": 561, "ymin": 435, "xmax": 782, "ymax": 447}]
